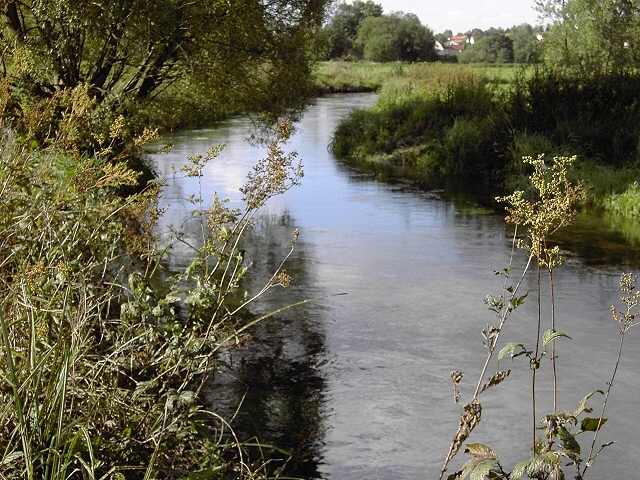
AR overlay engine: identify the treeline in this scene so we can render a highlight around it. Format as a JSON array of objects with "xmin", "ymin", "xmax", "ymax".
[
  {"xmin": 317, "ymin": 1, "xmax": 436, "ymax": 62},
  {"xmin": 318, "ymin": 0, "xmax": 544, "ymax": 64},
  {"xmin": 451, "ymin": 25, "xmax": 544, "ymax": 64}
]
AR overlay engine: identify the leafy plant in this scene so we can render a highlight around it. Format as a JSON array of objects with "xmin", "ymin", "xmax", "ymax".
[
  {"xmin": 440, "ymin": 154, "xmax": 638, "ymax": 480},
  {"xmin": 0, "ymin": 110, "xmax": 304, "ymax": 479}
]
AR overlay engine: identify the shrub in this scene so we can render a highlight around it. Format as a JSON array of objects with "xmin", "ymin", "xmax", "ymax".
[
  {"xmin": 0, "ymin": 117, "xmax": 302, "ymax": 478},
  {"xmin": 510, "ymin": 70, "xmax": 640, "ymax": 166},
  {"xmin": 441, "ymin": 114, "xmax": 509, "ymax": 186}
]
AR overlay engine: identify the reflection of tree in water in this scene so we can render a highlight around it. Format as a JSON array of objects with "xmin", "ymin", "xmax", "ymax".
[{"xmin": 205, "ymin": 210, "xmax": 328, "ymax": 479}]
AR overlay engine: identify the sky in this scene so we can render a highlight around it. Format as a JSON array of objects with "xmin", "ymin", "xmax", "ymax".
[{"xmin": 369, "ymin": 0, "xmax": 540, "ymax": 34}]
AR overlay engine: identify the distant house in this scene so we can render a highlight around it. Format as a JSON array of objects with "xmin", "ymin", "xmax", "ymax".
[
  {"xmin": 437, "ymin": 34, "xmax": 474, "ymax": 57},
  {"xmin": 446, "ymin": 34, "xmax": 467, "ymax": 52}
]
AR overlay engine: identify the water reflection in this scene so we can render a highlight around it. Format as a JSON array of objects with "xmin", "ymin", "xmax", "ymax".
[
  {"xmin": 149, "ymin": 94, "xmax": 640, "ymax": 480},
  {"xmin": 207, "ymin": 213, "xmax": 328, "ymax": 478}
]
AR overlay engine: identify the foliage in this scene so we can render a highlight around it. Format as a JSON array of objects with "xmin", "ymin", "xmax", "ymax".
[
  {"xmin": 539, "ymin": 0, "xmax": 640, "ymax": 74},
  {"xmin": 440, "ymin": 155, "xmax": 638, "ymax": 480},
  {"xmin": 603, "ymin": 182, "xmax": 640, "ymax": 218},
  {"xmin": 510, "ymin": 24, "xmax": 543, "ymax": 64},
  {"xmin": 354, "ymin": 13, "xmax": 437, "ymax": 62},
  {"xmin": 320, "ymin": 0, "xmax": 383, "ymax": 59},
  {"xmin": 330, "ymin": 70, "xmax": 510, "ymax": 190},
  {"xmin": 1, "ymin": 0, "xmax": 330, "ymax": 132},
  {"xmin": 510, "ymin": 70, "xmax": 640, "ymax": 166},
  {"xmin": 459, "ymin": 33, "xmax": 514, "ymax": 64},
  {"xmin": 0, "ymin": 99, "xmax": 303, "ymax": 477}
]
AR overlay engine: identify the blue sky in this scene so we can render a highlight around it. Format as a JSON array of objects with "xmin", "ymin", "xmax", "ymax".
[{"xmin": 370, "ymin": 0, "xmax": 539, "ymax": 33}]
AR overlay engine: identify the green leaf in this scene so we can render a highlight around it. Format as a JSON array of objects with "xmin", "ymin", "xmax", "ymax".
[
  {"xmin": 498, "ymin": 342, "xmax": 526, "ymax": 360},
  {"xmin": 510, "ymin": 292, "xmax": 528, "ymax": 309},
  {"xmin": 558, "ymin": 426, "xmax": 580, "ymax": 456},
  {"xmin": 543, "ymin": 329, "xmax": 572, "ymax": 346},
  {"xmin": 581, "ymin": 417, "xmax": 608, "ymax": 432}
]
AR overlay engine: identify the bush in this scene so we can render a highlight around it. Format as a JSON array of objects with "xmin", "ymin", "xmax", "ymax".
[
  {"xmin": 354, "ymin": 13, "xmax": 436, "ymax": 62},
  {"xmin": 441, "ymin": 114, "xmax": 508, "ymax": 185},
  {"xmin": 331, "ymin": 74, "xmax": 505, "ymax": 188},
  {"xmin": 0, "ymin": 115, "xmax": 302, "ymax": 478},
  {"xmin": 510, "ymin": 70, "xmax": 640, "ymax": 166}
]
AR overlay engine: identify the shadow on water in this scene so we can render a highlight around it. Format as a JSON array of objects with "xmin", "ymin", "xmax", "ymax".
[{"xmin": 205, "ymin": 212, "xmax": 329, "ymax": 478}]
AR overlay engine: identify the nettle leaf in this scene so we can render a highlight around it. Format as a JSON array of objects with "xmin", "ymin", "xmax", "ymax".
[
  {"xmin": 581, "ymin": 417, "xmax": 608, "ymax": 432},
  {"xmin": 526, "ymin": 452, "xmax": 560, "ymax": 478},
  {"xmin": 558, "ymin": 426, "xmax": 580, "ymax": 456},
  {"xmin": 543, "ymin": 329, "xmax": 572, "ymax": 346},
  {"xmin": 574, "ymin": 390, "xmax": 604, "ymax": 417},
  {"xmin": 498, "ymin": 342, "xmax": 527, "ymax": 361},
  {"xmin": 509, "ymin": 292, "xmax": 528, "ymax": 310}
]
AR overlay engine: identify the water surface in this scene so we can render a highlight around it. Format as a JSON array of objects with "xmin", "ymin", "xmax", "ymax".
[{"xmin": 150, "ymin": 94, "xmax": 640, "ymax": 479}]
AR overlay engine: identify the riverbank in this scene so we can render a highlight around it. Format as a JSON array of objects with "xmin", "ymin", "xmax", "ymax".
[{"xmin": 329, "ymin": 63, "xmax": 640, "ymax": 225}]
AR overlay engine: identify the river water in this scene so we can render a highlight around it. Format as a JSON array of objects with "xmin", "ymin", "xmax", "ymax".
[{"xmin": 149, "ymin": 94, "xmax": 640, "ymax": 479}]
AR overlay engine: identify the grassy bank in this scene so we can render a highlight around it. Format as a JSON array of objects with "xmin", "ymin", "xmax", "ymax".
[
  {"xmin": 329, "ymin": 63, "xmax": 640, "ymax": 222},
  {"xmin": 0, "ymin": 85, "xmax": 302, "ymax": 477}
]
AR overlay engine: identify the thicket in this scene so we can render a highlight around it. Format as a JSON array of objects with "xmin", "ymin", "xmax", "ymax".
[{"xmin": 0, "ymin": 84, "xmax": 305, "ymax": 477}]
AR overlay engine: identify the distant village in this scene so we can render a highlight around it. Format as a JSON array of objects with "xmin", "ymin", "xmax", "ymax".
[{"xmin": 435, "ymin": 30, "xmax": 545, "ymax": 58}]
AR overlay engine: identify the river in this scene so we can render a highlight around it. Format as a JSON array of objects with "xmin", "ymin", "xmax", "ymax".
[{"xmin": 149, "ymin": 93, "xmax": 640, "ymax": 479}]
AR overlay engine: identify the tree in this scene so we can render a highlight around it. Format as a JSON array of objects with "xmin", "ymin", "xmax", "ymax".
[
  {"xmin": 539, "ymin": 0, "xmax": 640, "ymax": 74},
  {"xmin": 323, "ymin": 0, "xmax": 384, "ymax": 58},
  {"xmin": 1, "ymin": 0, "xmax": 329, "ymax": 112},
  {"xmin": 510, "ymin": 24, "xmax": 542, "ymax": 63},
  {"xmin": 458, "ymin": 31, "xmax": 514, "ymax": 63},
  {"xmin": 354, "ymin": 13, "xmax": 436, "ymax": 62}
]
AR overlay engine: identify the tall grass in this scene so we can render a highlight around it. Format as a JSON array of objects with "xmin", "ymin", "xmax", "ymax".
[
  {"xmin": 331, "ymin": 72, "xmax": 510, "ymax": 192},
  {"xmin": 313, "ymin": 61, "xmax": 519, "ymax": 94},
  {"xmin": 0, "ymin": 89, "xmax": 303, "ymax": 478}
]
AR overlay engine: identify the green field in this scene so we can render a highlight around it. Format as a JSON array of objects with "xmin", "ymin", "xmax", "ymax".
[{"xmin": 314, "ymin": 61, "xmax": 522, "ymax": 93}]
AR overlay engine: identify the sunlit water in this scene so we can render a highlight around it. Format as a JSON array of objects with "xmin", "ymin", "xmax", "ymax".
[{"xmin": 149, "ymin": 94, "xmax": 640, "ymax": 479}]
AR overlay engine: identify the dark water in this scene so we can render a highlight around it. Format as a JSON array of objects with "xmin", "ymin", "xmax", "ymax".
[{"xmin": 149, "ymin": 94, "xmax": 640, "ymax": 479}]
